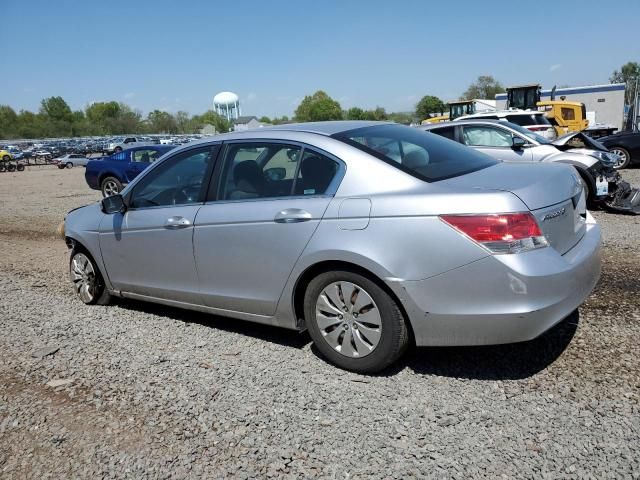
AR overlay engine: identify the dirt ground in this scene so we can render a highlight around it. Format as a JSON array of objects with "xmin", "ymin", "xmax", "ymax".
[{"xmin": 0, "ymin": 165, "xmax": 638, "ymax": 478}]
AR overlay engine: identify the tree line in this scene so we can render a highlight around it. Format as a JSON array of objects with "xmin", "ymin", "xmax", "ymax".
[{"xmin": 1, "ymin": 62, "xmax": 636, "ymax": 140}]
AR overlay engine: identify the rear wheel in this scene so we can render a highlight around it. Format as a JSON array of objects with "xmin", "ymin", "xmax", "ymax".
[
  {"xmin": 7, "ymin": 164, "xmax": 16, "ymax": 172},
  {"xmin": 101, "ymin": 176, "xmax": 123, "ymax": 197},
  {"xmin": 610, "ymin": 146, "xmax": 631, "ymax": 170},
  {"xmin": 0, "ymin": 164, "xmax": 6, "ymax": 172},
  {"xmin": 304, "ymin": 270, "xmax": 409, "ymax": 373},
  {"xmin": 69, "ymin": 250, "xmax": 111, "ymax": 305},
  {"xmin": 16, "ymin": 164, "xmax": 24, "ymax": 171},
  {"xmin": 2, "ymin": 155, "xmax": 10, "ymax": 161},
  {"xmin": 65, "ymin": 162, "xmax": 73, "ymax": 169}
]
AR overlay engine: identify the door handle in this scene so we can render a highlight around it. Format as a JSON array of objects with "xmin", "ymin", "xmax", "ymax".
[
  {"xmin": 164, "ymin": 216, "xmax": 191, "ymax": 229},
  {"xmin": 274, "ymin": 208, "xmax": 312, "ymax": 223}
]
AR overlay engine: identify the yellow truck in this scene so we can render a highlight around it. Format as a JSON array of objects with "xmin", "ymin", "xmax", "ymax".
[{"xmin": 506, "ymin": 84, "xmax": 588, "ymax": 135}]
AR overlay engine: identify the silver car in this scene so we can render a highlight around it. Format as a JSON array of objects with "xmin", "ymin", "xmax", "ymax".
[
  {"xmin": 53, "ymin": 154, "xmax": 90, "ymax": 169},
  {"xmin": 64, "ymin": 121, "xmax": 601, "ymax": 373},
  {"xmin": 420, "ymin": 120, "xmax": 619, "ymax": 206}
]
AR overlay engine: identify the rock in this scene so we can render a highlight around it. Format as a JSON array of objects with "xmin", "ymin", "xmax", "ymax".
[
  {"xmin": 32, "ymin": 346, "xmax": 60, "ymax": 358},
  {"xmin": 46, "ymin": 379, "xmax": 74, "ymax": 388}
]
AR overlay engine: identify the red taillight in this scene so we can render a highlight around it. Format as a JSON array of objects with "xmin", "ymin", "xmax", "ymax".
[
  {"xmin": 440, "ymin": 213, "xmax": 547, "ymax": 254},
  {"xmin": 528, "ymin": 126, "xmax": 550, "ymax": 132}
]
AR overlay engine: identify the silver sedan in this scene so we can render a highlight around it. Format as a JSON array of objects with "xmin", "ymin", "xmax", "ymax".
[{"xmin": 64, "ymin": 122, "xmax": 601, "ymax": 372}]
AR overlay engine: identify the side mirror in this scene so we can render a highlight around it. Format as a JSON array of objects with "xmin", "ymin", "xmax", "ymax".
[
  {"xmin": 264, "ymin": 167, "xmax": 286, "ymax": 181},
  {"xmin": 512, "ymin": 136, "xmax": 527, "ymax": 149},
  {"xmin": 101, "ymin": 194, "xmax": 126, "ymax": 214}
]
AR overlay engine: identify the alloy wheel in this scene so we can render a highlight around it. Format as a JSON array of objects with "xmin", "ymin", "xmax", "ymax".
[
  {"xmin": 610, "ymin": 148, "xmax": 629, "ymax": 169},
  {"xmin": 103, "ymin": 180, "xmax": 119, "ymax": 196},
  {"xmin": 315, "ymin": 281, "xmax": 382, "ymax": 358},
  {"xmin": 70, "ymin": 253, "xmax": 98, "ymax": 303}
]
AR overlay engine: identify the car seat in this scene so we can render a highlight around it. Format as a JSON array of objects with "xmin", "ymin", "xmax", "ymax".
[
  {"xmin": 298, "ymin": 155, "xmax": 336, "ymax": 195},
  {"xmin": 229, "ymin": 160, "xmax": 266, "ymax": 199}
]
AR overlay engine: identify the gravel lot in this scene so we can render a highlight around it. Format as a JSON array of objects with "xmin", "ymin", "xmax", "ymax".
[{"xmin": 0, "ymin": 165, "xmax": 639, "ymax": 478}]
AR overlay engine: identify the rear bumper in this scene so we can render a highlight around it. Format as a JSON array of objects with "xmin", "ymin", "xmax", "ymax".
[{"xmin": 394, "ymin": 218, "xmax": 601, "ymax": 346}]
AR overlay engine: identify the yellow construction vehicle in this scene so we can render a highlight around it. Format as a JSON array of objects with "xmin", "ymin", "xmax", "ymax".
[
  {"xmin": 506, "ymin": 84, "xmax": 588, "ymax": 135},
  {"xmin": 421, "ymin": 99, "xmax": 496, "ymax": 124}
]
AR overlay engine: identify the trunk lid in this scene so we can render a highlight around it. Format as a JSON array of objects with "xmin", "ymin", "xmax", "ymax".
[{"xmin": 443, "ymin": 162, "xmax": 586, "ymax": 254}]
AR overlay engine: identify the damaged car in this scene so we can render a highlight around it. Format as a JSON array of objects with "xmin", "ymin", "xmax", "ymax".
[{"xmin": 420, "ymin": 120, "xmax": 640, "ymax": 214}]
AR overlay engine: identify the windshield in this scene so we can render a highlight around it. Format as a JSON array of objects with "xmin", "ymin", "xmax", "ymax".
[
  {"xmin": 502, "ymin": 121, "xmax": 551, "ymax": 144},
  {"xmin": 333, "ymin": 124, "xmax": 497, "ymax": 182}
]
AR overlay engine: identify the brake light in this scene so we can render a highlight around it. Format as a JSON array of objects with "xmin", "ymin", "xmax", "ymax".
[
  {"xmin": 528, "ymin": 126, "xmax": 548, "ymax": 131},
  {"xmin": 440, "ymin": 213, "xmax": 548, "ymax": 254}
]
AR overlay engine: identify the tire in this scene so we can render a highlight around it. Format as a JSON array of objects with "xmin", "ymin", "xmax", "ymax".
[
  {"xmin": 303, "ymin": 270, "xmax": 409, "ymax": 373},
  {"xmin": 69, "ymin": 249, "xmax": 111, "ymax": 305},
  {"xmin": 7, "ymin": 164, "xmax": 16, "ymax": 172},
  {"xmin": 58, "ymin": 165, "xmax": 65, "ymax": 169},
  {"xmin": 65, "ymin": 162, "xmax": 73, "ymax": 169},
  {"xmin": 0, "ymin": 164, "xmax": 6, "ymax": 173},
  {"xmin": 101, "ymin": 176, "xmax": 123, "ymax": 197},
  {"xmin": 609, "ymin": 146, "xmax": 631, "ymax": 170},
  {"xmin": 16, "ymin": 164, "xmax": 24, "ymax": 172},
  {"xmin": 2, "ymin": 155, "xmax": 10, "ymax": 161}
]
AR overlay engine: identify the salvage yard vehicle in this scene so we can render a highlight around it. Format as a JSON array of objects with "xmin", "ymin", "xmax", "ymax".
[
  {"xmin": 52, "ymin": 153, "xmax": 90, "ymax": 169},
  {"xmin": 457, "ymin": 110, "xmax": 558, "ymax": 140},
  {"xmin": 85, "ymin": 145, "xmax": 175, "ymax": 197},
  {"xmin": 420, "ymin": 120, "xmax": 640, "ymax": 214},
  {"xmin": 104, "ymin": 136, "xmax": 146, "ymax": 155},
  {"xmin": 0, "ymin": 148, "xmax": 13, "ymax": 161},
  {"xmin": 64, "ymin": 121, "xmax": 602, "ymax": 373},
  {"xmin": 598, "ymin": 131, "xmax": 640, "ymax": 170}
]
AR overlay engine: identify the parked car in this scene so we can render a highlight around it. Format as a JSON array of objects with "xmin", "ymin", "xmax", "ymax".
[
  {"xmin": 64, "ymin": 121, "xmax": 601, "ymax": 373},
  {"xmin": 419, "ymin": 119, "xmax": 639, "ymax": 211},
  {"xmin": 52, "ymin": 154, "xmax": 91, "ymax": 169},
  {"xmin": 104, "ymin": 136, "xmax": 146, "ymax": 155},
  {"xmin": 457, "ymin": 110, "xmax": 558, "ymax": 140},
  {"xmin": 85, "ymin": 145, "xmax": 175, "ymax": 197},
  {"xmin": 598, "ymin": 131, "xmax": 640, "ymax": 169},
  {"xmin": 0, "ymin": 148, "xmax": 13, "ymax": 161}
]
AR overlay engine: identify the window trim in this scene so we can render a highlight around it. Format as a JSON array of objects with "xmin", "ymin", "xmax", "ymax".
[
  {"xmin": 124, "ymin": 144, "xmax": 220, "ymax": 211},
  {"xmin": 205, "ymin": 139, "xmax": 345, "ymax": 204}
]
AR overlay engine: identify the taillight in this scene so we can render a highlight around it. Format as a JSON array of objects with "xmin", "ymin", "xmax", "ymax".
[{"xmin": 440, "ymin": 213, "xmax": 548, "ymax": 254}]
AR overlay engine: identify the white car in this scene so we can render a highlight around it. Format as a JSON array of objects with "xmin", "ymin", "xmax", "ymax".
[
  {"xmin": 53, "ymin": 154, "xmax": 90, "ymax": 169},
  {"xmin": 105, "ymin": 136, "xmax": 144, "ymax": 154},
  {"xmin": 457, "ymin": 110, "xmax": 557, "ymax": 141}
]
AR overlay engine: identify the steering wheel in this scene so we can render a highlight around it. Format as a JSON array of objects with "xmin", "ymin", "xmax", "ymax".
[{"xmin": 173, "ymin": 175, "xmax": 204, "ymax": 204}]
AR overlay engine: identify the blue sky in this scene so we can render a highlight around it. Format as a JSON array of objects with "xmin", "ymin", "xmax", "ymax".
[{"xmin": 1, "ymin": 0, "xmax": 638, "ymax": 117}]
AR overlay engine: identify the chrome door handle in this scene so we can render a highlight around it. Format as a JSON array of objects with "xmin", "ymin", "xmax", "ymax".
[
  {"xmin": 274, "ymin": 208, "xmax": 312, "ymax": 223},
  {"xmin": 164, "ymin": 216, "xmax": 191, "ymax": 229}
]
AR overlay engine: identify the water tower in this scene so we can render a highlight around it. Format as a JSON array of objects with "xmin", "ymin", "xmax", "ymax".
[{"xmin": 213, "ymin": 91, "xmax": 240, "ymax": 121}]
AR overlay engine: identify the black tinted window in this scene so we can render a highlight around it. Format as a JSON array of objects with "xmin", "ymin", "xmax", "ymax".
[
  {"xmin": 506, "ymin": 114, "xmax": 551, "ymax": 126},
  {"xmin": 430, "ymin": 126, "xmax": 456, "ymax": 140},
  {"xmin": 334, "ymin": 124, "xmax": 496, "ymax": 182}
]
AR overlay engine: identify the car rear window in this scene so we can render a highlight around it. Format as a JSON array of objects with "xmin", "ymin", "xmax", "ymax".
[
  {"xmin": 333, "ymin": 124, "xmax": 497, "ymax": 182},
  {"xmin": 506, "ymin": 114, "xmax": 551, "ymax": 126}
]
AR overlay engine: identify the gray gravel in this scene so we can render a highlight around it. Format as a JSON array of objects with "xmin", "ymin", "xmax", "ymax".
[{"xmin": 0, "ymin": 166, "xmax": 639, "ymax": 478}]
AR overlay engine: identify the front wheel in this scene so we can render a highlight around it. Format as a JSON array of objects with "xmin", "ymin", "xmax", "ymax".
[
  {"xmin": 16, "ymin": 164, "xmax": 24, "ymax": 171},
  {"xmin": 304, "ymin": 270, "xmax": 409, "ymax": 373},
  {"xmin": 65, "ymin": 162, "xmax": 73, "ymax": 169},
  {"xmin": 101, "ymin": 176, "xmax": 123, "ymax": 197},
  {"xmin": 610, "ymin": 146, "xmax": 631, "ymax": 170},
  {"xmin": 69, "ymin": 250, "xmax": 111, "ymax": 305}
]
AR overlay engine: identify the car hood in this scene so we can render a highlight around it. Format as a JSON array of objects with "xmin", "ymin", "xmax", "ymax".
[
  {"xmin": 442, "ymin": 162, "xmax": 582, "ymax": 211},
  {"xmin": 551, "ymin": 131, "xmax": 608, "ymax": 152}
]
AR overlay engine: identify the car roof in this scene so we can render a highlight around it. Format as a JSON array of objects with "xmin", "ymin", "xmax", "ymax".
[
  {"xmin": 462, "ymin": 110, "xmax": 544, "ymax": 119},
  {"xmin": 420, "ymin": 119, "xmax": 505, "ymax": 130}
]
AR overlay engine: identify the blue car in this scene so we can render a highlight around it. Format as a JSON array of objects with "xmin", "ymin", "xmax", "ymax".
[{"xmin": 85, "ymin": 145, "xmax": 175, "ymax": 196}]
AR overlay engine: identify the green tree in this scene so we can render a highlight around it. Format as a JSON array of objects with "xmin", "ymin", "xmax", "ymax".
[
  {"xmin": 610, "ymin": 61, "xmax": 640, "ymax": 104},
  {"xmin": 294, "ymin": 91, "xmax": 343, "ymax": 122},
  {"xmin": 362, "ymin": 107, "xmax": 387, "ymax": 121},
  {"xmin": 191, "ymin": 110, "xmax": 231, "ymax": 133},
  {"xmin": 387, "ymin": 111, "xmax": 415, "ymax": 125},
  {"xmin": 345, "ymin": 107, "xmax": 365, "ymax": 120},
  {"xmin": 40, "ymin": 96, "xmax": 73, "ymax": 122},
  {"xmin": 415, "ymin": 95, "xmax": 445, "ymax": 120},
  {"xmin": 0, "ymin": 105, "xmax": 18, "ymax": 138},
  {"xmin": 147, "ymin": 110, "xmax": 177, "ymax": 134},
  {"xmin": 259, "ymin": 116, "xmax": 271, "ymax": 124},
  {"xmin": 462, "ymin": 75, "xmax": 505, "ymax": 100}
]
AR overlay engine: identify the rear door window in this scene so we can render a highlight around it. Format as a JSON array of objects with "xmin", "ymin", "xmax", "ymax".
[
  {"xmin": 430, "ymin": 126, "xmax": 456, "ymax": 141},
  {"xmin": 334, "ymin": 124, "xmax": 496, "ymax": 182}
]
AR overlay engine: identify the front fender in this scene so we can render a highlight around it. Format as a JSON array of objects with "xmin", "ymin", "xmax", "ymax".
[{"xmin": 545, "ymin": 152, "xmax": 598, "ymax": 169}]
